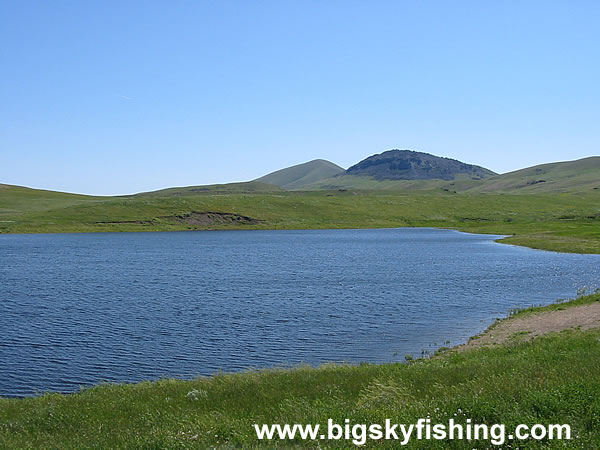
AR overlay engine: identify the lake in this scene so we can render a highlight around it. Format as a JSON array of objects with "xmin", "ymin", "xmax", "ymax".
[{"xmin": 1, "ymin": 228, "xmax": 599, "ymax": 397}]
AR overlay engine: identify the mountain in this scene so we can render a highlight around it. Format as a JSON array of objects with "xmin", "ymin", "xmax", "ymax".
[
  {"xmin": 345, "ymin": 149, "xmax": 496, "ymax": 181},
  {"xmin": 466, "ymin": 156, "xmax": 600, "ymax": 193},
  {"xmin": 254, "ymin": 159, "xmax": 344, "ymax": 189}
]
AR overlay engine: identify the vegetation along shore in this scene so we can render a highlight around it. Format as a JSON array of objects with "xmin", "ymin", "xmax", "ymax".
[{"xmin": 1, "ymin": 185, "xmax": 600, "ymax": 254}]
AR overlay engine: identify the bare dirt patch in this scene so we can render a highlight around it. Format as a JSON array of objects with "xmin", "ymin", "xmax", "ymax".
[
  {"xmin": 164, "ymin": 211, "xmax": 261, "ymax": 226},
  {"xmin": 94, "ymin": 211, "xmax": 261, "ymax": 227},
  {"xmin": 95, "ymin": 220, "xmax": 153, "ymax": 225},
  {"xmin": 459, "ymin": 303, "xmax": 600, "ymax": 351}
]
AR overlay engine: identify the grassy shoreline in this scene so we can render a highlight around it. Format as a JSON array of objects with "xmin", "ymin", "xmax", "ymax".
[
  {"xmin": 1, "ymin": 187, "xmax": 600, "ymax": 253},
  {"xmin": 1, "ymin": 293, "xmax": 599, "ymax": 448},
  {"xmin": 3, "ymin": 224, "xmax": 599, "ymax": 254}
]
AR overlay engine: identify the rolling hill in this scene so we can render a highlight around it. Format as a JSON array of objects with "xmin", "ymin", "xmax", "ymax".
[
  {"xmin": 2, "ymin": 157, "xmax": 600, "ymax": 254},
  {"xmin": 253, "ymin": 159, "xmax": 344, "ymax": 189},
  {"xmin": 301, "ymin": 153, "xmax": 600, "ymax": 193},
  {"xmin": 134, "ymin": 181, "xmax": 283, "ymax": 197},
  {"xmin": 464, "ymin": 156, "xmax": 600, "ymax": 193}
]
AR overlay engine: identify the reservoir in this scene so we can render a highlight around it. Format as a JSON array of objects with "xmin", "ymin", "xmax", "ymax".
[{"xmin": 1, "ymin": 228, "xmax": 599, "ymax": 397}]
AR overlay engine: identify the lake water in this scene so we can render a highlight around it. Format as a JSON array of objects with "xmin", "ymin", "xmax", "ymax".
[{"xmin": 1, "ymin": 228, "xmax": 599, "ymax": 397}]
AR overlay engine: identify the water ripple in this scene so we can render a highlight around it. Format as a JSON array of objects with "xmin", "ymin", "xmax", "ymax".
[{"xmin": 0, "ymin": 228, "xmax": 599, "ymax": 397}]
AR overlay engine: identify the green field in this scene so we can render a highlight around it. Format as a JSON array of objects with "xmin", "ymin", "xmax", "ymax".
[
  {"xmin": 1, "ymin": 293, "xmax": 599, "ymax": 448},
  {"xmin": 1, "ymin": 184, "xmax": 600, "ymax": 253}
]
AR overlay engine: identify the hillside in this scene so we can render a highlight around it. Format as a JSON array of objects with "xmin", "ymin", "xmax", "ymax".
[
  {"xmin": 254, "ymin": 159, "xmax": 344, "ymax": 189},
  {"xmin": 0, "ymin": 184, "xmax": 105, "ymax": 216},
  {"xmin": 134, "ymin": 181, "xmax": 283, "ymax": 197},
  {"xmin": 466, "ymin": 156, "xmax": 600, "ymax": 193},
  {"xmin": 345, "ymin": 150, "xmax": 496, "ymax": 181},
  {"xmin": 300, "ymin": 175, "xmax": 450, "ymax": 191},
  {"xmin": 2, "ymin": 182, "xmax": 600, "ymax": 253},
  {"xmin": 304, "ymin": 154, "xmax": 600, "ymax": 193},
  {"xmin": 2, "ymin": 154, "xmax": 600, "ymax": 253}
]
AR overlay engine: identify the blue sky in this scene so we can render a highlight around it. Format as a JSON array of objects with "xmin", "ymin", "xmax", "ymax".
[{"xmin": 2, "ymin": 1, "xmax": 599, "ymax": 195}]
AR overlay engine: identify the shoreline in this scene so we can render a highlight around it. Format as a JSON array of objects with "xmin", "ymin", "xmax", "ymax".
[
  {"xmin": 2, "ymin": 292, "xmax": 598, "ymax": 401},
  {"xmin": 2, "ymin": 293, "xmax": 600, "ymax": 447},
  {"xmin": 3, "ymin": 189, "xmax": 599, "ymax": 254},
  {"xmin": 452, "ymin": 291, "xmax": 600, "ymax": 352},
  {"xmin": 2, "ymin": 224, "xmax": 598, "ymax": 255}
]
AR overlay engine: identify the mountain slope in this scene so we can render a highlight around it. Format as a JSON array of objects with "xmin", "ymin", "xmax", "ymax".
[
  {"xmin": 254, "ymin": 159, "xmax": 344, "ymax": 189},
  {"xmin": 467, "ymin": 156, "xmax": 600, "ymax": 193},
  {"xmin": 0, "ymin": 184, "xmax": 105, "ymax": 217},
  {"xmin": 346, "ymin": 149, "xmax": 496, "ymax": 181},
  {"xmin": 300, "ymin": 175, "xmax": 454, "ymax": 191}
]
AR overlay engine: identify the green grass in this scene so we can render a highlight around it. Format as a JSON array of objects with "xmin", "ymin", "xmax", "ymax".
[
  {"xmin": 254, "ymin": 159, "xmax": 344, "ymax": 189},
  {"xmin": 2, "ymin": 294, "xmax": 599, "ymax": 448},
  {"xmin": 507, "ymin": 291, "xmax": 600, "ymax": 319},
  {"xmin": 469, "ymin": 156, "xmax": 600, "ymax": 194},
  {"xmin": 134, "ymin": 181, "xmax": 285, "ymax": 197},
  {"xmin": 2, "ymin": 184, "xmax": 600, "ymax": 253}
]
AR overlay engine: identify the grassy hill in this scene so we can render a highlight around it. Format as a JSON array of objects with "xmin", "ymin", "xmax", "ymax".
[
  {"xmin": 254, "ymin": 159, "xmax": 344, "ymax": 189},
  {"xmin": 464, "ymin": 157, "xmax": 600, "ymax": 193},
  {"xmin": 300, "ymin": 174, "xmax": 481, "ymax": 191},
  {"xmin": 0, "ymin": 184, "xmax": 108, "ymax": 220},
  {"xmin": 2, "ymin": 183, "xmax": 600, "ymax": 253},
  {"xmin": 2, "ymin": 154, "xmax": 600, "ymax": 253},
  {"xmin": 303, "ymin": 156, "xmax": 600, "ymax": 194},
  {"xmin": 134, "ymin": 181, "xmax": 284, "ymax": 197}
]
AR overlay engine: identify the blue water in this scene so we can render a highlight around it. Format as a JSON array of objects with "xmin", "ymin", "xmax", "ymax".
[{"xmin": 1, "ymin": 228, "xmax": 599, "ymax": 397}]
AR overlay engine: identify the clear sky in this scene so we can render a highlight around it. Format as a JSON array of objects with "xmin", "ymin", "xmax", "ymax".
[{"xmin": 2, "ymin": 1, "xmax": 599, "ymax": 195}]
